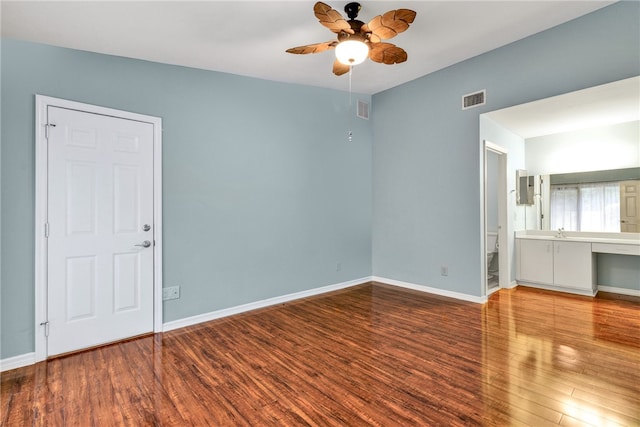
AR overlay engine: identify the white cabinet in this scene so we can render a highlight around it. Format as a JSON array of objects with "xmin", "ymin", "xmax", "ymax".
[
  {"xmin": 518, "ymin": 239, "xmax": 553, "ymax": 284},
  {"xmin": 516, "ymin": 238, "xmax": 594, "ymax": 294},
  {"xmin": 553, "ymin": 241, "xmax": 593, "ymax": 290}
]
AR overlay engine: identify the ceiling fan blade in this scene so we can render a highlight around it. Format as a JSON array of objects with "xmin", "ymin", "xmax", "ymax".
[
  {"xmin": 369, "ymin": 43, "xmax": 408, "ymax": 65},
  {"xmin": 333, "ymin": 59, "xmax": 350, "ymax": 76},
  {"xmin": 367, "ymin": 9, "xmax": 416, "ymax": 40},
  {"xmin": 286, "ymin": 41, "xmax": 338, "ymax": 55},
  {"xmin": 361, "ymin": 24, "xmax": 381, "ymax": 43},
  {"xmin": 314, "ymin": 2, "xmax": 354, "ymax": 34}
]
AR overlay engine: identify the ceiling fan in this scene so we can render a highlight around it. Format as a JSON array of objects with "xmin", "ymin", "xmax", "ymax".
[{"xmin": 286, "ymin": 2, "xmax": 416, "ymax": 76}]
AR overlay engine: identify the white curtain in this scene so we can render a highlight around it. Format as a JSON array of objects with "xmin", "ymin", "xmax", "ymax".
[
  {"xmin": 579, "ymin": 183, "xmax": 620, "ymax": 232},
  {"xmin": 550, "ymin": 186, "xmax": 579, "ymax": 231},
  {"xmin": 550, "ymin": 182, "xmax": 620, "ymax": 232}
]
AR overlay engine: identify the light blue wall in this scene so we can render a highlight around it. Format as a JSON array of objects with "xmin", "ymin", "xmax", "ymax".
[
  {"xmin": 598, "ymin": 254, "xmax": 640, "ymax": 291},
  {"xmin": 372, "ymin": 2, "xmax": 640, "ymax": 295},
  {"xmin": 0, "ymin": 40, "xmax": 373, "ymax": 359},
  {"xmin": 2, "ymin": 2, "xmax": 639, "ymax": 361}
]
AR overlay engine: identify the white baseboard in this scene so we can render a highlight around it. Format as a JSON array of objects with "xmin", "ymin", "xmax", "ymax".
[
  {"xmin": 1, "ymin": 278, "xmax": 372, "ymax": 371},
  {"xmin": 0, "ymin": 276, "xmax": 503, "ymax": 370},
  {"xmin": 598, "ymin": 285, "xmax": 640, "ymax": 297},
  {"xmin": 516, "ymin": 281, "xmax": 597, "ymax": 297},
  {"xmin": 372, "ymin": 276, "xmax": 487, "ymax": 304},
  {"xmin": 0, "ymin": 352, "xmax": 36, "ymax": 373},
  {"xmin": 163, "ymin": 277, "xmax": 372, "ymax": 332},
  {"xmin": 506, "ymin": 281, "xmax": 518, "ymax": 289}
]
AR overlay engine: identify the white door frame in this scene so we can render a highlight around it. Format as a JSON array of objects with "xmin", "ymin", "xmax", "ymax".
[
  {"xmin": 34, "ymin": 95, "xmax": 163, "ymax": 362},
  {"xmin": 482, "ymin": 140, "xmax": 508, "ymax": 296}
]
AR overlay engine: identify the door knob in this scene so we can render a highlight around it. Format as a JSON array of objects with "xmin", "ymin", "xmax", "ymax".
[
  {"xmin": 143, "ymin": 224, "xmax": 151, "ymax": 231},
  {"xmin": 135, "ymin": 240, "xmax": 152, "ymax": 248}
]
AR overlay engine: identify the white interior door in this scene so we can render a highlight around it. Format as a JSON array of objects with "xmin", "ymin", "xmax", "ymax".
[
  {"xmin": 46, "ymin": 106, "xmax": 155, "ymax": 356},
  {"xmin": 620, "ymin": 180, "xmax": 640, "ymax": 232}
]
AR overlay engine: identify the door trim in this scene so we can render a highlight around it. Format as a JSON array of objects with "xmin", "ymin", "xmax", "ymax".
[
  {"xmin": 482, "ymin": 140, "xmax": 509, "ymax": 297},
  {"xmin": 34, "ymin": 95, "xmax": 163, "ymax": 362}
]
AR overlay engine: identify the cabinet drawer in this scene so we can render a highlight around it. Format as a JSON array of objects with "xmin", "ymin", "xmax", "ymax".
[{"xmin": 592, "ymin": 243, "xmax": 640, "ymax": 256}]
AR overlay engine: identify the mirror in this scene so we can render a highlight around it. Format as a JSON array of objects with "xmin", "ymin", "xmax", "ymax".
[
  {"xmin": 526, "ymin": 168, "xmax": 639, "ymax": 232},
  {"xmin": 516, "ymin": 170, "xmax": 534, "ymax": 206},
  {"xmin": 485, "ymin": 76, "xmax": 640, "ymax": 232}
]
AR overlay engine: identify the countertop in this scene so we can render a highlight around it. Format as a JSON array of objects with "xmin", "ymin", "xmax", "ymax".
[{"xmin": 515, "ymin": 230, "xmax": 640, "ymax": 246}]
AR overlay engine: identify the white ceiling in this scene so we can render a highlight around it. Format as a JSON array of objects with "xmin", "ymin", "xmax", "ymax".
[
  {"xmin": 1, "ymin": 0, "xmax": 615, "ymax": 95},
  {"xmin": 485, "ymin": 76, "xmax": 640, "ymax": 139}
]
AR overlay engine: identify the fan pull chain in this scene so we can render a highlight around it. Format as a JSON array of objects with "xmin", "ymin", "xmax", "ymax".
[
  {"xmin": 349, "ymin": 65, "xmax": 353, "ymax": 107},
  {"xmin": 347, "ymin": 66, "xmax": 353, "ymax": 142}
]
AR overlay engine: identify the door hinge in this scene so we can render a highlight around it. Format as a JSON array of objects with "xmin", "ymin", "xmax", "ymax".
[
  {"xmin": 40, "ymin": 321, "xmax": 50, "ymax": 337},
  {"xmin": 44, "ymin": 123, "xmax": 56, "ymax": 139},
  {"xmin": 44, "ymin": 222, "xmax": 50, "ymax": 238}
]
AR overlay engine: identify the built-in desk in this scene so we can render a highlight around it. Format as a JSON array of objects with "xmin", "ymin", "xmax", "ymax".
[
  {"xmin": 515, "ymin": 231, "xmax": 640, "ymax": 296},
  {"xmin": 591, "ymin": 242, "xmax": 640, "ymax": 256}
]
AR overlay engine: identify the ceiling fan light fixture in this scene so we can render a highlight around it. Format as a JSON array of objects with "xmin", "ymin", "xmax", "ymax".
[
  {"xmin": 286, "ymin": 2, "xmax": 416, "ymax": 76},
  {"xmin": 335, "ymin": 39, "xmax": 369, "ymax": 65}
]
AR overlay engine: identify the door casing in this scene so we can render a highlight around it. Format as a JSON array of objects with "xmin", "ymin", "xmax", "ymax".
[
  {"xmin": 482, "ymin": 140, "xmax": 509, "ymax": 296},
  {"xmin": 34, "ymin": 95, "xmax": 163, "ymax": 362}
]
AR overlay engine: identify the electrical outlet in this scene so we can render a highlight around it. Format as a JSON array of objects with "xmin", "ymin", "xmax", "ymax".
[
  {"xmin": 441, "ymin": 266, "xmax": 449, "ymax": 276},
  {"xmin": 336, "ymin": 262, "xmax": 342, "ymax": 272},
  {"xmin": 163, "ymin": 286, "xmax": 180, "ymax": 301}
]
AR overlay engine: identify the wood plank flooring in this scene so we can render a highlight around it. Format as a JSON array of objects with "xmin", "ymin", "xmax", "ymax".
[{"xmin": 2, "ymin": 283, "xmax": 639, "ymax": 426}]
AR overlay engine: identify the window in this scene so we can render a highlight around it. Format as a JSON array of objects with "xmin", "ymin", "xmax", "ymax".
[{"xmin": 550, "ymin": 182, "xmax": 620, "ymax": 232}]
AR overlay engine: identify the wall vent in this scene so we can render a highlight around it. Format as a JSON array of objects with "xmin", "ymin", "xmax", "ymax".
[
  {"xmin": 357, "ymin": 99, "xmax": 370, "ymax": 120},
  {"xmin": 462, "ymin": 90, "xmax": 486, "ymax": 110}
]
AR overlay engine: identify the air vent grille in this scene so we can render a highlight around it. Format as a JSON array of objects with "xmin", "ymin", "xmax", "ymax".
[
  {"xmin": 462, "ymin": 90, "xmax": 486, "ymax": 110},
  {"xmin": 357, "ymin": 99, "xmax": 370, "ymax": 120}
]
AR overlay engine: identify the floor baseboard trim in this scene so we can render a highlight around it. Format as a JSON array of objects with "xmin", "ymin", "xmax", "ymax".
[
  {"xmin": 506, "ymin": 281, "xmax": 519, "ymax": 289},
  {"xmin": 598, "ymin": 286, "xmax": 640, "ymax": 297},
  {"xmin": 163, "ymin": 277, "xmax": 373, "ymax": 332},
  {"xmin": 10, "ymin": 280, "xmax": 631, "ymax": 371},
  {"xmin": 0, "ymin": 352, "xmax": 36, "ymax": 373},
  {"xmin": 372, "ymin": 276, "xmax": 487, "ymax": 304}
]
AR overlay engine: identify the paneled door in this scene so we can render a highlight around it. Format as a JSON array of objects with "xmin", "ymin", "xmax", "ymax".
[
  {"xmin": 46, "ymin": 106, "xmax": 155, "ymax": 356},
  {"xmin": 620, "ymin": 180, "xmax": 640, "ymax": 232}
]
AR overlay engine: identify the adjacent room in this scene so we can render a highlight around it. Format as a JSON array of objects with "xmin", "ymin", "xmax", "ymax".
[{"xmin": 2, "ymin": 1, "xmax": 639, "ymax": 425}]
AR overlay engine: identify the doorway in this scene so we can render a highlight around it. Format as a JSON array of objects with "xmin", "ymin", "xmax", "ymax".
[
  {"xmin": 620, "ymin": 180, "xmax": 640, "ymax": 232},
  {"xmin": 35, "ymin": 96, "xmax": 163, "ymax": 361},
  {"xmin": 483, "ymin": 141, "xmax": 508, "ymax": 295}
]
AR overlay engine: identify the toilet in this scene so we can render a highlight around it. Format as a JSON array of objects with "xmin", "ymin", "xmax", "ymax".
[{"xmin": 486, "ymin": 231, "xmax": 499, "ymax": 277}]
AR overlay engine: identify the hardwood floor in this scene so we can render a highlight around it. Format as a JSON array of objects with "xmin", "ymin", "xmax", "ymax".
[{"xmin": 2, "ymin": 283, "xmax": 639, "ymax": 426}]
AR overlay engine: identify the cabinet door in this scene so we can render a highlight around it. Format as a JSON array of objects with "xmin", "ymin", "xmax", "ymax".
[
  {"xmin": 553, "ymin": 241, "xmax": 592, "ymax": 290},
  {"xmin": 519, "ymin": 239, "xmax": 554, "ymax": 284}
]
